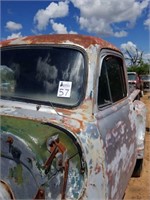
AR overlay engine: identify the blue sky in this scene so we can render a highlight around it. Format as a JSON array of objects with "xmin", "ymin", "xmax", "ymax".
[{"xmin": 1, "ymin": 0, "xmax": 150, "ymax": 61}]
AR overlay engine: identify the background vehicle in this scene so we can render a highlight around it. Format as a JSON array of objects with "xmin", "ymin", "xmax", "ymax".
[
  {"xmin": 140, "ymin": 74, "xmax": 150, "ymax": 92},
  {"xmin": 0, "ymin": 35, "xmax": 146, "ymax": 200},
  {"xmin": 127, "ymin": 72, "xmax": 143, "ymax": 96}
]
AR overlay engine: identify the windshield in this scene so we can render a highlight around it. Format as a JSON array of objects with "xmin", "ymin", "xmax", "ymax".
[
  {"xmin": 140, "ymin": 75, "xmax": 150, "ymax": 81},
  {"xmin": 1, "ymin": 46, "xmax": 86, "ymax": 107},
  {"xmin": 127, "ymin": 74, "xmax": 136, "ymax": 81}
]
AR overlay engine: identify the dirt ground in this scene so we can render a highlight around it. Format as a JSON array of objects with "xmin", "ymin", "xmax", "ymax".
[{"xmin": 124, "ymin": 92, "xmax": 150, "ymax": 200}]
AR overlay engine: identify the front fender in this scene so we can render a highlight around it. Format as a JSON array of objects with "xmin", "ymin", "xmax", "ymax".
[{"xmin": 0, "ymin": 115, "xmax": 87, "ymax": 200}]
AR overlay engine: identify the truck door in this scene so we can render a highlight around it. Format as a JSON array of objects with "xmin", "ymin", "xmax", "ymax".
[{"xmin": 95, "ymin": 51, "xmax": 137, "ymax": 199}]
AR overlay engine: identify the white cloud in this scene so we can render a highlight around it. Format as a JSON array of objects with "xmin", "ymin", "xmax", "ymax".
[
  {"xmin": 143, "ymin": 53, "xmax": 150, "ymax": 63},
  {"xmin": 114, "ymin": 31, "xmax": 128, "ymax": 37},
  {"xmin": 7, "ymin": 32, "xmax": 22, "ymax": 39},
  {"xmin": 144, "ymin": 18, "xmax": 150, "ymax": 29},
  {"xmin": 120, "ymin": 41, "xmax": 150, "ymax": 64},
  {"xmin": 50, "ymin": 20, "xmax": 77, "ymax": 34},
  {"xmin": 34, "ymin": 1, "xmax": 69, "ymax": 31},
  {"xmin": 71, "ymin": 0, "xmax": 149, "ymax": 37},
  {"xmin": 50, "ymin": 20, "xmax": 67, "ymax": 34},
  {"xmin": 121, "ymin": 41, "xmax": 137, "ymax": 53},
  {"xmin": 69, "ymin": 30, "xmax": 78, "ymax": 34},
  {"xmin": 5, "ymin": 21, "xmax": 22, "ymax": 32}
]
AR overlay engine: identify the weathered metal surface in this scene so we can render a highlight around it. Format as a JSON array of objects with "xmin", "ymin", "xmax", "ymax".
[
  {"xmin": 0, "ymin": 34, "xmax": 146, "ymax": 200},
  {"xmin": 0, "ymin": 34, "xmax": 120, "ymax": 52},
  {"xmin": 133, "ymin": 100, "xmax": 147, "ymax": 159},
  {"xmin": 1, "ymin": 116, "xmax": 86, "ymax": 199},
  {"xmin": 0, "ymin": 180, "xmax": 15, "ymax": 199}
]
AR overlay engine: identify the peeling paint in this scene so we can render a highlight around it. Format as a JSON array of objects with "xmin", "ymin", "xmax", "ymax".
[
  {"xmin": 0, "ymin": 34, "xmax": 120, "ymax": 51},
  {"xmin": 0, "ymin": 34, "xmax": 146, "ymax": 200}
]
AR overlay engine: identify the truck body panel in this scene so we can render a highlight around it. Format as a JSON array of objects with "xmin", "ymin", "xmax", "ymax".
[{"xmin": 0, "ymin": 34, "xmax": 146, "ymax": 199}]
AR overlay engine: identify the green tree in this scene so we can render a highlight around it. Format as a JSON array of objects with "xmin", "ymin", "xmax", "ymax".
[
  {"xmin": 121, "ymin": 43, "xmax": 150, "ymax": 75},
  {"xmin": 127, "ymin": 62, "xmax": 150, "ymax": 75}
]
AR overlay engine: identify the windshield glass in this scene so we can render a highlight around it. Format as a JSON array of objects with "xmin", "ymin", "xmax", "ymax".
[
  {"xmin": 141, "ymin": 75, "xmax": 150, "ymax": 81},
  {"xmin": 127, "ymin": 74, "xmax": 136, "ymax": 81},
  {"xmin": 1, "ymin": 46, "xmax": 86, "ymax": 107}
]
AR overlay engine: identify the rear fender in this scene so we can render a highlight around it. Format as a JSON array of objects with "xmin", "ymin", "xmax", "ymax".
[{"xmin": 133, "ymin": 100, "xmax": 146, "ymax": 159}]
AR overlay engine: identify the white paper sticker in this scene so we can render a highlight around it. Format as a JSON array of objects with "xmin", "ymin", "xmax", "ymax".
[{"xmin": 57, "ymin": 81, "xmax": 72, "ymax": 98}]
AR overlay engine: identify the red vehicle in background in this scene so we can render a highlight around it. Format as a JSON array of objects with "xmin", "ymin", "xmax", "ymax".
[
  {"xmin": 140, "ymin": 74, "xmax": 150, "ymax": 92},
  {"xmin": 127, "ymin": 72, "xmax": 143, "ymax": 96}
]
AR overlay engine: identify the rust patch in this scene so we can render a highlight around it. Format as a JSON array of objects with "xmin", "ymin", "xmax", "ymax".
[
  {"xmin": 34, "ymin": 187, "xmax": 45, "ymax": 199},
  {"xmin": 1, "ymin": 34, "xmax": 120, "ymax": 51},
  {"xmin": 94, "ymin": 163, "xmax": 101, "ymax": 174}
]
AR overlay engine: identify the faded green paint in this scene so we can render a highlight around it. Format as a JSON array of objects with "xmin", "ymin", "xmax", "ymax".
[
  {"xmin": 9, "ymin": 164, "xmax": 23, "ymax": 185},
  {"xmin": 1, "ymin": 115, "xmax": 80, "ymax": 164}
]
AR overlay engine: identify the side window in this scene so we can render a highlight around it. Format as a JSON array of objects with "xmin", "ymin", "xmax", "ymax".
[
  {"xmin": 98, "ymin": 55, "xmax": 127, "ymax": 108},
  {"xmin": 98, "ymin": 61, "xmax": 111, "ymax": 106}
]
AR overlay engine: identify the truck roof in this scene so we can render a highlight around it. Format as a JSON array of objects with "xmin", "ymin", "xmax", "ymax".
[
  {"xmin": 127, "ymin": 72, "xmax": 137, "ymax": 74},
  {"xmin": 0, "ymin": 34, "xmax": 120, "ymax": 52}
]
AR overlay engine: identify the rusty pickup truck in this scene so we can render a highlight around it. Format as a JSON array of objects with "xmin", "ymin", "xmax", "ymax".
[{"xmin": 0, "ymin": 34, "xmax": 146, "ymax": 200}]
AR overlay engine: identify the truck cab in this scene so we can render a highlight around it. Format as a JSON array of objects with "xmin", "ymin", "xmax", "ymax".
[{"xmin": 0, "ymin": 34, "xmax": 146, "ymax": 200}]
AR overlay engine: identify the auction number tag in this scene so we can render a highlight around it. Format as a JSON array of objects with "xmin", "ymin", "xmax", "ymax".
[{"xmin": 57, "ymin": 81, "xmax": 72, "ymax": 98}]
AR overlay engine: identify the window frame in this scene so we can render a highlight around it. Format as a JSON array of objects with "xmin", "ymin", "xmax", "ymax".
[
  {"xmin": 1, "ymin": 44, "xmax": 88, "ymax": 109},
  {"xmin": 97, "ymin": 50, "xmax": 128, "ymax": 110}
]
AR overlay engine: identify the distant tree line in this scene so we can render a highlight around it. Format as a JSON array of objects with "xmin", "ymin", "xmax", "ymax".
[{"xmin": 127, "ymin": 61, "xmax": 150, "ymax": 75}]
